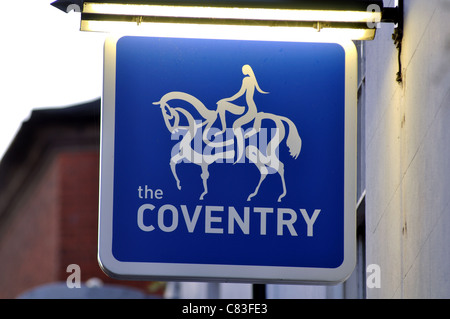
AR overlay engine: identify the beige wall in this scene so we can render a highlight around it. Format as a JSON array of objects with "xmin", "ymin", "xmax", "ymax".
[{"xmin": 365, "ymin": 0, "xmax": 450, "ymax": 298}]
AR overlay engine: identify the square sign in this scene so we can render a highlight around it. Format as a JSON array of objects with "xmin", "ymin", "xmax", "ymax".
[{"xmin": 99, "ymin": 34, "xmax": 357, "ymax": 284}]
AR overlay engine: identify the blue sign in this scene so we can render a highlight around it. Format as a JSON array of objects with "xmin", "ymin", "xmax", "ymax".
[{"xmin": 99, "ymin": 35, "xmax": 357, "ymax": 284}]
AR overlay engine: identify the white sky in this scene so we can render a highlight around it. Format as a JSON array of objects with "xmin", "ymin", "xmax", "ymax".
[{"xmin": 0, "ymin": 1, "xmax": 107, "ymax": 160}]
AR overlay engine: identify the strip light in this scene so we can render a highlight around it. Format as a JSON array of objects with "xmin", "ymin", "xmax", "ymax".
[
  {"xmin": 52, "ymin": 0, "xmax": 387, "ymax": 41},
  {"xmin": 81, "ymin": 19, "xmax": 374, "ymax": 42},
  {"xmin": 83, "ymin": 3, "xmax": 382, "ymax": 23}
]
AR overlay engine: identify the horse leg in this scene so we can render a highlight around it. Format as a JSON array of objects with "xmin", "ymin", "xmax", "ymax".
[
  {"xmin": 233, "ymin": 127, "xmax": 245, "ymax": 164},
  {"xmin": 247, "ymin": 148, "xmax": 268, "ymax": 201},
  {"xmin": 247, "ymin": 171, "xmax": 267, "ymax": 202},
  {"xmin": 277, "ymin": 162, "xmax": 287, "ymax": 202},
  {"xmin": 199, "ymin": 164, "xmax": 210, "ymax": 200},
  {"xmin": 170, "ymin": 156, "xmax": 182, "ymax": 190}
]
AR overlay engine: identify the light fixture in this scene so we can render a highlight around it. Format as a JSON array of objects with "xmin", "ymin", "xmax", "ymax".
[{"xmin": 51, "ymin": 0, "xmax": 402, "ymax": 41}]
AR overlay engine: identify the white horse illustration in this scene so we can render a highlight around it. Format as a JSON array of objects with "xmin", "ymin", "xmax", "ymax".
[{"xmin": 153, "ymin": 92, "xmax": 301, "ymax": 202}]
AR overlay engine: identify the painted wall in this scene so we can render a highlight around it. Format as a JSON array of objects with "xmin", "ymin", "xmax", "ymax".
[{"xmin": 365, "ymin": 0, "xmax": 450, "ymax": 298}]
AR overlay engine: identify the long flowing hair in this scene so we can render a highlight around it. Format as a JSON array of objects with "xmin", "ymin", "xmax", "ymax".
[{"xmin": 242, "ymin": 64, "xmax": 269, "ymax": 94}]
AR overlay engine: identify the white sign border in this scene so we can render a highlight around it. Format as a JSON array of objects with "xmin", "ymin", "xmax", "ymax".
[{"xmin": 98, "ymin": 32, "xmax": 357, "ymax": 285}]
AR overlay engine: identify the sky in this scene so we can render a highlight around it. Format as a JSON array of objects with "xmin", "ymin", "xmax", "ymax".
[{"xmin": 0, "ymin": 1, "xmax": 108, "ymax": 160}]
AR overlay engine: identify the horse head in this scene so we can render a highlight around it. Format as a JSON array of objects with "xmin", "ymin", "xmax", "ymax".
[{"xmin": 153, "ymin": 100, "xmax": 179, "ymax": 133}]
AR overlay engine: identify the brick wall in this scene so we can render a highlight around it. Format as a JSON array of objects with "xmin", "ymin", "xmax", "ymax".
[
  {"xmin": 57, "ymin": 150, "xmax": 100, "ymax": 281},
  {"xmin": 56, "ymin": 149, "xmax": 153, "ymax": 292},
  {"xmin": 0, "ymin": 155, "xmax": 60, "ymax": 298},
  {"xmin": 0, "ymin": 148, "xmax": 157, "ymax": 298}
]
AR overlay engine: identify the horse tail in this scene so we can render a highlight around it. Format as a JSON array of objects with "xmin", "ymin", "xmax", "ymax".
[{"xmin": 279, "ymin": 116, "xmax": 301, "ymax": 159}]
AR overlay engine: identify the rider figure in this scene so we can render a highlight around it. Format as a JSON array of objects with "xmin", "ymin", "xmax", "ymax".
[{"xmin": 216, "ymin": 64, "xmax": 269, "ymax": 162}]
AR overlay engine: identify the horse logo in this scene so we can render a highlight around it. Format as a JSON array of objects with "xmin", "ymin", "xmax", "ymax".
[{"xmin": 153, "ymin": 65, "xmax": 301, "ymax": 202}]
